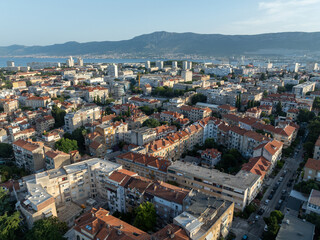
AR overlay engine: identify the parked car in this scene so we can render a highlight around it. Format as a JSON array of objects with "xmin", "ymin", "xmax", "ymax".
[
  {"xmin": 258, "ymin": 208, "xmax": 265, "ymax": 215},
  {"xmin": 264, "ymin": 225, "xmax": 268, "ymax": 231},
  {"xmin": 268, "ymin": 193, "xmax": 274, "ymax": 200},
  {"xmin": 242, "ymin": 234, "xmax": 249, "ymax": 240},
  {"xmin": 265, "ymin": 199, "xmax": 270, "ymax": 205}
]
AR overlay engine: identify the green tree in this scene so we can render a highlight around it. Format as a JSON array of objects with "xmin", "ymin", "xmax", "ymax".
[
  {"xmin": 139, "ymin": 106, "xmax": 155, "ymax": 116},
  {"xmin": 263, "ymin": 90, "xmax": 268, "ymax": 97},
  {"xmin": 0, "ymin": 188, "xmax": 13, "ymax": 216},
  {"xmin": 142, "ymin": 119, "xmax": 160, "ymax": 128},
  {"xmin": 26, "ymin": 217, "xmax": 68, "ymax": 240},
  {"xmin": 313, "ymin": 97, "xmax": 320, "ymax": 109},
  {"xmin": 0, "ymin": 143, "xmax": 13, "ymax": 158},
  {"xmin": 52, "ymin": 105, "xmax": 66, "ymax": 128},
  {"xmin": 133, "ymin": 202, "xmax": 156, "ymax": 232},
  {"xmin": 55, "ymin": 138, "xmax": 78, "ymax": 153},
  {"xmin": 191, "ymin": 93, "xmax": 207, "ymax": 105},
  {"xmin": 65, "ymin": 127, "xmax": 87, "ymax": 153},
  {"xmin": 0, "ymin": 211, "xmax": 22, "ymax": 240},
  {"xmin": 297, "ymin": 109, "xmax": 315, "ymax": 123}
]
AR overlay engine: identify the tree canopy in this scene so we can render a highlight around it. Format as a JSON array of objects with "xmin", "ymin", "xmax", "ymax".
[
  {"xmin": 55, "ymin": 138, "xmax": 78, "ymax": 154},
  {"xmin": 0, "ymin": 211, "xmax": 22, "ymax": 240},
  {"xmin": 191, "ymin": 93, "xmax": 207, "ymax": 105},
  {"xmin": 0, "ymin": 143, "xmax": 13, "ymax": 158},
  {"xmin": 52, "ymin": 105, "xmax": 66, "ymax": 128},
  {"xmin": 26, "ymin": 217, "xmax": 68, "ymax": 240},
  {"xmin": 142, "ymin": 119, "xmax": 160, "ymax": 128},
  {"xmin": 133, "ymin": 202, "xmax": 156, "ymax": 232}
]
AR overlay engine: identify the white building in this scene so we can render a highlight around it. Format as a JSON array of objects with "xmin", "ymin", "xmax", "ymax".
[
  {"xmin": 77, "ymin": 57, "xmax": 83, "ymax": 67},
  {"xmin": 172, "ymin": 61, "xmax": 178, "ymax": 69},
  {"xmin": 108, "ymin": 64, "xmax": 118, "ymax": 78},
  {"xmin": 66, "ymin": 56, "xmax": 74, "ymax": 67},
  {"xmin": 156, "ymin": 61, "xmax": 163, "ymax": 70},
  {"xmin": 7, "ymin": 61, "xmax": 15, "ymax": 67},
  {"xmin": 293, "ymin": 81, "xmax": 316, "ymax": 97},
  {"xmin": 145, "ymin": 61, "xmax": 150, "ymax": 69},
  {"xmin": 181, "ymin": 70, "xmax": 192, "ymax": 82}
]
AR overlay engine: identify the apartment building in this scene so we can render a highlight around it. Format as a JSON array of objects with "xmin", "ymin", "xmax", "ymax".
[
  {"xmin": 2, "ymin": 99, "xmax": 19, "ymax": 112},
  {"xmin": 178, "ymin": 105, "xmax": 212, "ymax": 122},
  {"xmin": 242, "ymin": 156, "xmax": 271, "ymax": 180},
  {"xmin": 130, "ymin": 127, "xmax": 157, "ymax": 146},
  {"xmin": 95, "ymin": 121, "xmax": 128, "ymax": 148},
  {"xmin": 126, "ymin": 112, "xmax": 149, "ymax": 130},
  {"xmin": 13, "ymin": 139, "xmax": 45, "ymax": 173},
  {"xmin": 15, "ymin": 182, "xmax": 57, "ymax": 228},
  {"xmin": 12, "ymin": 128, "xmax": 36, "ymax": 142},
  {"xmin": 17, "ymin": 158, "xmax": 122, "ymax": 226},
  {"xmin": 44, "ymin": 150, "xmax": 71, "ymax": 170},
  {"xmin": 293, "ymin": 81, "xmax": 316, "ymax": 97},
  {"xmin": 167, "ymin": 161, "xmax": 261, "ymax": 211},
  {"xmin": 160, "ymin": 111, "xmax": 184, "ymax": 123},
  {"xmin": 116, "ymin": 152, "xmax": 171, "ymax": 181},
  {"xmin": 84, "ymin": 86, "xmax": 109, "ymax": 103},
  {"xmin": 25, "ymin": 96, "xmax": 51, "ymax": 108},
  {"xmin": 64, "ymin": 105, "xmax": 101, "ymax": 133},
  {"xmin": 287, "ymin": 108, "xmax": 300, "ymax": 121},
  {"xmin": 35, "ymin": 115, "xmax": 55, "ymax": 134},
  {"xmin": 174, "ymin": 192, "xmax": 234, "ymax": 240},
  {"xmin": 246, "ymin": 107, "xmax": 262, "ymax": 119}
]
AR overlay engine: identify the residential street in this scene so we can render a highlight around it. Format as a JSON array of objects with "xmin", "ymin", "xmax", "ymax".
[{"xmin": 231, "ymin": 141, "xmax": 304, "ymax": 240}]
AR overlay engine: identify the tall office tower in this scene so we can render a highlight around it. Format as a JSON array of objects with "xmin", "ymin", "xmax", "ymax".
[
  {"xmin": 145, "ymin": 61, "xmax": 150, "ymax": 69},
  {"xmin": 108, "ymin": 64, "xmax": 118, "ymax": 78},
  {"xmin": 156, "ymin": 61, "xmax": 163, "ymax": 70},
  {"xmin": 77, "ymin": 57, "xmax": 84, "ymax": 67},
  {"xmin": 66, "ymin": 56, "xmax": 74, "ymax": 67},
  {"xmin": 7, "ymin": 61, "xmax": 15, "ymax": 67},
  {"xmin": 172, "ymin": 61, "xmax": 178, "ymax": 69}
]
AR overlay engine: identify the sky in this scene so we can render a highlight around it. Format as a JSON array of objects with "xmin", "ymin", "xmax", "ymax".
[{"xmin": 1, "ymin": 0, "xmax": 320, "ymax": 46}]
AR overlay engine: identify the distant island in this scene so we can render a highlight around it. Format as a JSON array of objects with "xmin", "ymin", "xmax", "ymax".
[{"xmin": 1, "ymin": 31, "xmax": 320, "ymax": 57}]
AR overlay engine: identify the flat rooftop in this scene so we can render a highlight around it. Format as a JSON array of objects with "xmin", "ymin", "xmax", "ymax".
[{"xmin": 168, "ymin": 161, "xmax": 260, "ymax": 190}]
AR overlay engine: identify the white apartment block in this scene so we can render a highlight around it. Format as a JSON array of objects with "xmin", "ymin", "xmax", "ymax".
[{"xmin": 64, "ymin": 105, "xmax": 101, "ymax": 133}]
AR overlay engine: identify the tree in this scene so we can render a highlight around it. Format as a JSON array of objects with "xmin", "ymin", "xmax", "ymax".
[
  {"xmin": 0, "ymin": 211, "xmax": 22, "ymax": 240},
  {"xmin": 191, "ymin": 93, "xmax": 207, "ymax": 105},
  {"xmin": 66, "ymin": 127, "xmax": 87, "ymax": 153},
  {"xmin": 0, "ymin": 143, "xmax": 13, "ymax": 158},
  {"xmin": 139, "ymin": 106, "xmax": 155, "ymax": 116},
  {"xmin": 275, "ymin": 102, "xmax": 283, "ymax": 116},
  {"xmin": 0, "ymin": 188, "xmax": 13, "ymax": 216},
  {"xmin": 52, "ymin": 105, "xmax": 66, "ymax": 128},
  {"xmin": 55, "ymin": 138, "xmax": 78, "ymax": 153},
  {"xmin": 260, "ymin": 73, "xmax": 267, "ymax": 81},
  {"xmin": 313, "ymin": 97, "xmax": 320, "ymax": 109},
  {"xmin": 263, "ymin": 90, "xmax": 268, "ymax": 98},
  {"xmin": 133, "ymin": 202, "xmax": 156, "ymax": 232},
  {"xmin": 297, "ymin": 109, "xmax": 315, "ymax": 123},
  {"xmin": 26, "ymin": 217, "xmax": 68, "ymax": 240},
  {"xmin": 142, "ymin": 119, "xmax": 160, "ymax": 128}
]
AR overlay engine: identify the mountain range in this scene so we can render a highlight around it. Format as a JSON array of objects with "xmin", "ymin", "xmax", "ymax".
[{"xmin": 1, "ymin": 31, "xmax": 320, "ymax": 57}]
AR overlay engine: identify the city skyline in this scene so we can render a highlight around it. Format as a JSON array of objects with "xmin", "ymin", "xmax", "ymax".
[{"xmin": 1, "ymin": 0, "xmax": 320, "ymax": 46}]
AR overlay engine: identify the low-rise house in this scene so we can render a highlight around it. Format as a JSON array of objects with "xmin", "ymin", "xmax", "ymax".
[
  {"xmin": 246, "ymin": 107, "xmax": 262, "ymax": 119},
  {"xmin": 306, "ymin": 189, "xmax": 320, "ymax": 215},
  {"xmin": 303, "ymin": 158, "xmax": 320, "ymax": 181},
  {"xmin": 160, "ymin": 111, "xmax": 184, "ymax": 123},
  {"xmin": 287, "ymin": 108, "xmax": 300, "ymax": 121},
  {"xmin": 253, "ymin": 139, "xmax": 283, "ymax": 167},
  {"xmin": 200, "ymin": 148, "xmax": 222, "ymax": 168},
  {"xmin": 241, "ymin": 156, "xmax": 271, "ymax": 180},
  {"xmin": 89, "ymin": 141, "xmax": 106, "ymax": 158}
]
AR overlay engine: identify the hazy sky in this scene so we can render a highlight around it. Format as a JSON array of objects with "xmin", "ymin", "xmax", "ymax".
[{"xmin": 1, "ymin": 0, "xmax": 320, "ymax": 46}]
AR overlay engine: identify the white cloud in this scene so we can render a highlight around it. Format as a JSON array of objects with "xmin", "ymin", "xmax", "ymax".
[{"xmin": 233, "ymin": 0, "xmax": 320, "ymax": 33}]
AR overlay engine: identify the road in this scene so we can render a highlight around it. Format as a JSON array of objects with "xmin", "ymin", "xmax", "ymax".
[{"xmin": 232, "ymin": 141, "xmax": 305, "ymax": 240}]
